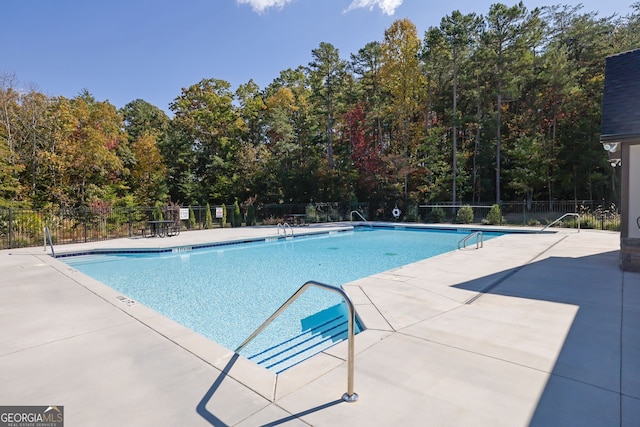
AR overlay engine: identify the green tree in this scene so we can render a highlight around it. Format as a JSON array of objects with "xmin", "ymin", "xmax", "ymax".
[
  {"xmin": 432, "ymin": 11, "xmax": 483, "ymax": 206},
  {"xmin": 381, "ymin": 19, "xmax": 427, "ymax": 201},
  {"xmin": 169, "ymin": 78, "xmax": 243, "ymax": 203},
  {"xmin": 308, "ymin": 42, "xmax": 347, "ymax": 171},
  {"xmin": 263, "ymin": 68, "xmax": 319, "ymax": 203},
  {"xmin": 0, "ymin": 133, "xmax": 22, "ymax": 206},
  {"xmin": 121, "ymin": 99, "xmax": 169, "ymax": 143},
  {"xmin": 350, "ymin": 41, "xmax": 385, "ymax": 150},
  {"xmin": 47, "ymin": 92, "xmax": 127, "ymax": 207},
  {"xmin": 481, "ymin": 2, "xmax": 542, "ymax": 204},
  {"xmin": 130, "ymin": 132, "xmax": 167, "ymax": 206}
]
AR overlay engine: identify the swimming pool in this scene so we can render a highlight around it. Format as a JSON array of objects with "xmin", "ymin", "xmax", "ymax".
[{"xmin": 63, "ymin": 227, "xmax": 502, "ymax": 371}]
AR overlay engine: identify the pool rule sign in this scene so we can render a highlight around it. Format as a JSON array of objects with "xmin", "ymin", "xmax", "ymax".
[{"xmin": 0, "ymin": 406, "xmax": 64, "ymax": 426}]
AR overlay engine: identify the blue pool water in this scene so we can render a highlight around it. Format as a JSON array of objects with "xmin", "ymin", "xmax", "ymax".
[{"xmin": 63, "ymin": 227, "xmax": 502, "ymax": 371}]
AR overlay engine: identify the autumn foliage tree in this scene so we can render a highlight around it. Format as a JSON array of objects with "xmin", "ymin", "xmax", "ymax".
[{"xmin": 0, "ymin": 3, "xmax": 632, "ymax": 213}]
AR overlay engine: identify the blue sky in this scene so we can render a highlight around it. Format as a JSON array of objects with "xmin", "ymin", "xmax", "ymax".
[{"xmin": 2, "ymin": 0, "xmax": 635, "ymax": 112}]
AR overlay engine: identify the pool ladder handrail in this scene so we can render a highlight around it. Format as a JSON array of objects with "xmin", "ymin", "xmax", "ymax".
[
  {"xmin": 458, "ymin": 231, "xmax": 483, "ymax": 250},
  {"xmin": 350, "ymin": 210, "xmax": 372, "ymax": 228},
  {"xmin": 44, "ymin": 226, "xmax": 55, "ymax": 257},
  {"xmin": 277, "ymin": 222, "xmax": 293, "ymax": 236},
  {"xmin": 540, "ymin": 213, "xmax": 580, "ymax": 233},
  {"xmin": 235, "ymin": 280, "xmax": 359, "ymax": 403}
]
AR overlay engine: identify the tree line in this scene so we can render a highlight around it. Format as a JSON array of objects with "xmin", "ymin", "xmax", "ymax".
[{"xmin": 2, "ymin": 2, "xmax": 639, "ymax": 217}]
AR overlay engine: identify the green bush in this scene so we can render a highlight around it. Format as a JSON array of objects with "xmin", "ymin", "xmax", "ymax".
[
  {"xmin": 405, "ymin": 204, "xmax": 419, "ymax": 222},
  {"xmin": 306, "ymin": 204, "xmax": 318, "ymax": 223},
  {"xmin": 526, "ymin": 218, "xmax": 541, "ymax": 227},
  {"xmin": 232, "ymin": 200, "xmax": 242, "ymax": 227},
  {"xmin": 188, "ymin": 207, "xmax": 196, "ymax": 229},
  {"xmin": 221, "ymin": 204, "xmax": 227, "ymax": 227},
  {"xmin": 329, "ymin": 205, "xmax": 341, "ymax": 221},
  {"xmin": 456, "ymin": 205, "xmax": 474, "ymax": 224},
  {"xmin": 486, "ymin": 204, "xmax": 504, "ymax": 225},
  {"xmin": 204, "ymin": 203, "xmax": 213, "ymax": 229},
  {"xmin": 152, "ymin": 205, "xmax": 163, "ymax": 221},
  {"xmin": 431, "ymin": 206, "xmax": 446, "ymax": 223},
  {"xmin": 246, "ymin": 204, "xmax": 256, "ymax": 226}
]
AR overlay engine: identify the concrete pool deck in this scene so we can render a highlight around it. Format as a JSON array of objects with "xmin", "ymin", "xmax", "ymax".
[{"xmin": 1, "ymin": 224, "xmax": 639, "ymax": 426}]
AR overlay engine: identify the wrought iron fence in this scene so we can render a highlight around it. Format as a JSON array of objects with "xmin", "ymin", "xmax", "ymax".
[
  {"xmin": 0, "ymin": 200, "xmax": 619, "ymax": 250},
  {"xmin": 0, "ymin": 202, "xmax": 369, "ymax": 249},
  {"xmin": 419, "ymin": 200, "xmax": 620, "ymax": 231}
]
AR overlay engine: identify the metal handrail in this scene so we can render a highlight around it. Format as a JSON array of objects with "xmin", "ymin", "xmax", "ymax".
[
  {"xmin": 44, "ymin": 226, "xmax": 55, "ymax": 257},
  {"xmin": 458, "ymin": 231, "xmax": 483, "ymax": 249},
  {"xmin": 350, "ymin": 210, "xmax": 367, "ymax": 222},
  {"xmin": 350, "ymin": 210, "xmax": 372, "ymax": 228},
  {"xmin": 235, "ymin": 280, "xmax": 359, "ymax": 402},
  {"xmin": 540, "ymin": 213, "xmax": 580, "ymax": 233},
  {"xmin": 276, "ymin": 222, "xmax": 293, "ymax": 236}
]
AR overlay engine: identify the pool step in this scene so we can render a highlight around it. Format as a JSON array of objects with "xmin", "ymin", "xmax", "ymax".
[{"xmin": 246, "ymin": 315, "xmax": 349, "ymax": 374}]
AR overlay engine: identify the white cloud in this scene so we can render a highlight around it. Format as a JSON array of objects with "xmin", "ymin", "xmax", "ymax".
[
  {"xmin": 344, "ymin": 0, "xmax": 402, "ymax": 16},
  {"xmin": 237, "ymin": 0, "xmax": 402, "ymax": 15},
  {"xmin": 237, "ymin": 0, "xmax": 295, "ymax": 14}
]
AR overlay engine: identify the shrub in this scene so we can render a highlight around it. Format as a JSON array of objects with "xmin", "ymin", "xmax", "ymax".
[
  {"xmin": 526, "ymin": 218, "xmax": 541, "ymax": 227},
  {"xmin": 306, "ymin": 204, "xmax": 318, "ymax": 223},
  {"xmin": 232, "ymin": 200, "xmax": 242, "ymax": 227},
  {"xmin": 431, "ymin": 206, "xmax": 446, "ymax": 223},
  {"xmin": 262, "ymin": 216, "xmax": 284, "ymax": 225},
  {"xmin": 456, "ymin": 205, "xmax": 474, "ymax": 224},
  {"xmin": 204, "ymin": 203, "xmax": 213, "ymax": 229},
  {"xmin": 246, "ymin": 204, "xmax": 256, "ymax": 226},
  {"xmin": 152, "ymin": 205, "xmax": 163, "ymax": 221},
  {"xmin": 221, "ymin": 204, "xmax": 227, "ymax": 227},
  {"xmin": 486, "ymin": 204, "xmax": 504, "ymax": 225},
  {"xmin": 188, "ymin": 207, "xmax": 196, "ymax": 229},
  {"xmin": 405, "ymin": 204, "xmax": 419, "ymax": 222},
  {"xmin": 328, "ymin": 205, "xmax": 341, "ymax": 221}
]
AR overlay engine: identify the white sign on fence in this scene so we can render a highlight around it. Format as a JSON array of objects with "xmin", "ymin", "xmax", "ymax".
[
  {"xmin": 179, "ymin": 208, "xmax": 189, "ymax": 220},
  {"xmin": 215, "ymin": 207, "xmax": 223, "ymax": 218}
]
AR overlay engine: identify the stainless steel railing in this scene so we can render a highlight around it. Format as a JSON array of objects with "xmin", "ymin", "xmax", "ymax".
[
  {"xmin": 44, "ymin": 226, "xmax": 55, "ymax": 257},
  {"xmin": 458, "ymin": 231, "xmax": 484, "ymax": 249},
  {"xmin": 276, "ymin": 222, "xmax": 293, "ymax": 236},
  {"xmin": 350, "ymin": 210, "xmax": 372, "ymax": 228},
  {"xmin": 349, "ymin": 210, "xmax": 367, "ymax": 222},
  {"xmin": 540, "ymin": 213, "xmax": 580, "ymax": 233},
  {"xmin": 235, "ymin": 280, "xmax": 359, "ymax": 402}
]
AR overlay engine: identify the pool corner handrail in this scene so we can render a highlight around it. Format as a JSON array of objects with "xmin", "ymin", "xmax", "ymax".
[
  {"xmin": 44, "ymin": 226, "xmax": 55, "ymax": 257},
  {"xmin": 458, "ymin": 231, "xmax": 484, "ymax": 250},
  {"xmin": 540, "ymin": 213, "xmax": 580, "ymax": 233},
  {"xmin": 235, "ymin": 280, "xmax": 358, "ymax": 403}
]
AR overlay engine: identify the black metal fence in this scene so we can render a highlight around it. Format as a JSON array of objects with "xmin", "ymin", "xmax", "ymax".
[
  {"xmin": 0, "ymin": 202, "xmax": 368, "ymax": 249},
  {"xmin": 0, "ymin": 200, "xmax": 619, "ymax": 250},
  {"xmin": 419, "ymin": 200, "xmax": 620, "ymax": 231}
]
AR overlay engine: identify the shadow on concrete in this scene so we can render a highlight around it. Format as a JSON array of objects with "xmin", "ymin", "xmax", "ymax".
[
  {"xmin": 453, "ymin": 249, "xmax": 634, "ymax": 426},
  {"xmin": 260, "ymin": 399, "xmax": 344, "ymax": 426},
  {"xmin": 196, "ymin": 353, "xmax": 239, "ymax": 427},
  {"xmin": 197, "ymin": 353, "xmax": 345, "ymax": 426}
]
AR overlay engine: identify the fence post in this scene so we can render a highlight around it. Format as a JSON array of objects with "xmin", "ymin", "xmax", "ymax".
[
  {"xmin": 83, "ymin": 206, "xmax": 88, "ymax": 243},
  {"xmin": 8, "ymin": 208, "xmax": 12, "ymax": 249}
]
